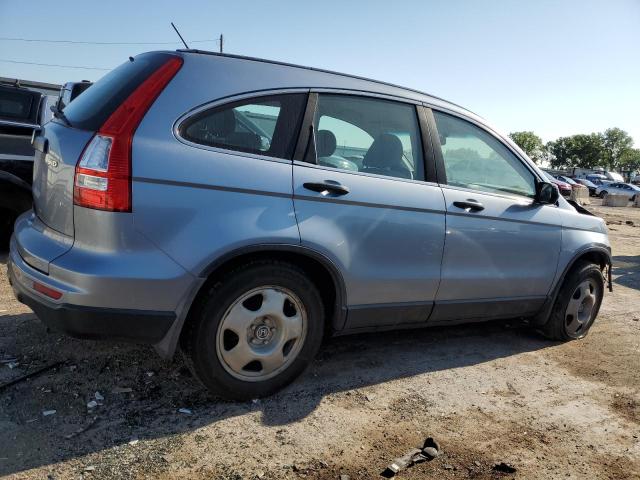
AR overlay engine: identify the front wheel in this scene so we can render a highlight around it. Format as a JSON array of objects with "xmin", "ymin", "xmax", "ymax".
[
  {"xmin": 182, "ymin": 260, "xmax": 325, "ymax": 400},
  {"xmin": 599, "ymin": 190, "xmax": 608, "ymax": 199},
  {"xmin": 541, "ymin": 260, "xmax": 604, "ymax": 341}
]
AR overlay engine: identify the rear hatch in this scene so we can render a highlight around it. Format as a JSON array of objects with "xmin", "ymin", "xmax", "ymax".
[{"xmin": 31, "ymin": 52, "xmax": 180, "ymax": 238}]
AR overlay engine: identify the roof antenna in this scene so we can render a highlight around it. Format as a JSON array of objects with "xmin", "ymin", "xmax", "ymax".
[{"xmin": 171, "ymin": 22, "xmax": 190, "ymax": 49}]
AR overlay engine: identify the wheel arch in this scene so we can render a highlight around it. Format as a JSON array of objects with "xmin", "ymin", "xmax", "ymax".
[
  {"xmin": 170, "ymin": 244, "xmax": 348, "ymax": 356},
  {"xmin": 532, "ymin": 244, "xmax": 611, "ymax": 327}
]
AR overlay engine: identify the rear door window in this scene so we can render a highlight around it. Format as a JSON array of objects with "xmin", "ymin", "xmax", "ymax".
[
  {"xmin": 180, "ymin": 94, "xmax": 306, "ymax": 160},
  {"xmin": 311, "ymin": 94, "xmax": 425, "ymax": 181}
]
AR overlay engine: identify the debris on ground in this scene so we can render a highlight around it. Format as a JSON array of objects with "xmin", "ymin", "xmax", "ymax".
[
  {"xmin": 64, "ymin": 417, "xmax": 99, "ymax": 439},
  {"xmin": 111, "ymin": 386, "xmax": 133, "ymax": 394},
  {"xmin": 381, "ymin": 437, "xmax": 441, "ymax": 477},
  {"xmin": 0, "ymin": 361, "xmax": 63, "ymax": 392},
  {"xmin": 42, "ymin": 410, "xmax": 56, "ymax": 416},
  {"xmin": 129, "ymin": 437, "xmax": 139, "ymax": 446},
  {"xmin": 87, "ymin": 400, "xmax": 98, "ymax": 409},
  {"xmin": 178, "ymin": 408, "xmax": 192, "ymax": 415},
  {"xmin": 6, "ymin": 361, "xmax": 19, "ymax": 369},
  {"xmin": 493, "ymin": 462, "xmax": 517, "ymax": 473},
  {"xmin": 83, "ymin": 465, "xmax": 96, "ymax": 472},
  {"xmin": 94, "ymin": 391, "xmax": 104, "ymax": 401}
]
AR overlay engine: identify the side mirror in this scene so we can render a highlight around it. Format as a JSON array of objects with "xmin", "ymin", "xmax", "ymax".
[{"xmin": 535, "ymin": 181, "xmax": 559, "ymax": 205}]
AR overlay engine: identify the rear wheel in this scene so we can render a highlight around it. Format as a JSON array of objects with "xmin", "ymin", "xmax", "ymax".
[
  {"xmin": 541, "ymin": 260, "xmax": 604, "ymax": 341},
  {"xmin": 182, "ymin": 260, "xmax": 324, "ymax": 400}
]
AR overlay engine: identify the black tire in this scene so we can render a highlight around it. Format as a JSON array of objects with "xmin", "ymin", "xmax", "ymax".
[
  {"xmin": 541, "ymin": 260, "xmax": 604, "ymax": 341},
  {"xmin": 599, "ymin": 190, "xmax": 608, "ymax": 199},
  {"xmin": 182, "ymin": 260, "xmax": 325, "ymax": 400}
]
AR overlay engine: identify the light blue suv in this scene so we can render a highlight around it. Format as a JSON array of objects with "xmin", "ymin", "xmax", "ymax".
[{"xmin": 8, "ymin": 50, "xmax": 611, "ymax": 399}]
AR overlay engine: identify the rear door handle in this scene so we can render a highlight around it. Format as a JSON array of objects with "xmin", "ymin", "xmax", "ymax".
[
  {"xmin": 453, "ymin": 199, "xmax": 485, "ymax": 212},
  {"xmin": 303, "ymin": 181, "xmax": 350, "ymax": 196}
]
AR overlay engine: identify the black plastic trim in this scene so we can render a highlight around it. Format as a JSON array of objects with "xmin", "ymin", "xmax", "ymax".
[
  {"xmin": 429, "ymin": 296, "xmax": 547, "ymax": 324},
  {"xmin": 345, "ymin": 302, "xmax": 433, "ymax": 329},
  {"xmin": 417, "ymin": 105, "xmax": 438, "ymax": 183},
  {"xmin": 9, "ymin": 264, "xmax": 175, "ymax": 344},
  {"xmin": 422, "ymin": 107, "xmax": 447, "ymax": 184},
  {"xmin": 532, "ymin": 244, "xmax": 612, "ymax": 326},
  {"xmin": 293, "ymin": 92, "xmax": 318, "ymax": 162}
]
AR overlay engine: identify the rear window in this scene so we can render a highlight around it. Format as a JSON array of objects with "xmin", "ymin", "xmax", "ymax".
[
  {"xmin": 63, "ymin": 52, "xmax": 176, "ymax": 131},
  {"xmin": 0, "ymin": 87, "xmax": 40, "ymax": 124}
]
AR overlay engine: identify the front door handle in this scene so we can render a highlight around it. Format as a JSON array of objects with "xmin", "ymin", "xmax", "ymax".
[
  {"xmin": 303, "ymin": 181, "xmax": 350, "ymax": 196},
  {"xmin": 453, "ymin": 199, "xmax": 485, "ymax": 212}
]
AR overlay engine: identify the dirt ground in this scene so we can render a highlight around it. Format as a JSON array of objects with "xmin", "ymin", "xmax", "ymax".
[{"xmin": 1, "ymin": 199, "xmax": 639, "ymax": 480}]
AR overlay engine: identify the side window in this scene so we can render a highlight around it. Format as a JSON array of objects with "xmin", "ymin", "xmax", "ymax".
[
  {"xmin": 433, "ymin": 111, "xmax": 536, "ymax": 198},
  {"xmin": 312, "ymin": 94, "xmax": 424, "ymax": 181},
  {"xmin": 180, "ymin": 93, "xmax": 306, "ymax": 160}
]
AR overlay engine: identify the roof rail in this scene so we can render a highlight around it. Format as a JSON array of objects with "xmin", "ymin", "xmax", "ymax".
[{"xmin": 176, "ymin": 49, "xmax": 474, "ymax": 115}]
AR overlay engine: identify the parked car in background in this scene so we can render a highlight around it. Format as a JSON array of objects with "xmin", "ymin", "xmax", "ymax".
[
  {"xmin": 56, "ymin": 81, "xmax": 92, "ymax": 111},
  {"xmin": 9, "ymin": 50, "xmax": 611, "ymax": 399},
  {"xmin": 543, "ymin": 171, "xmax": 572, "ymax": 197},
  {"xmin": 0, "ymin": 80, "xmax": 53, "ymax": 247},
  {"xmin": 573, "ymin": 178, "xmax": 598, "ymax": 196},
  {"xmin": 573, "ymin": 168, "xmax": 623, "ymax": 182},
  {"xmin": 595, "ymin": 182, "xmax": 640, "ymax": 200}
]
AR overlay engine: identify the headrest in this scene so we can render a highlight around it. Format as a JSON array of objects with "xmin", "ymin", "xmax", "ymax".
[
  {"xmin": 363, "ymin": 133, "xmax": 404, "ymax": 168},
  {"xmin": 316, "ymin": 129, "xmax": 337, "ymax": 157}
]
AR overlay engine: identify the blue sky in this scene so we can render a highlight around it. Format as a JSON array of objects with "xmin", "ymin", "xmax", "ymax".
[{"xmin": 1, "ymin": 0, "xmax": 638, "ymax": 145}]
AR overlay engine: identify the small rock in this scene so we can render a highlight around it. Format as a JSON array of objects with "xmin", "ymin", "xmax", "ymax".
[
  {"xmin": 6, "ymin": 362, "xmax": 19, "ymax": 369},
  {"xmin": 42, "ymin": 410, "xmax": 56, "ymax": 416},
  {"xmin": 365, "ymin": 393, "xmax": 376, "ymax": 402},
  {"xmin": 145, "ymin": 371, "xmax": 155, "ymax": 377},
  {"xmin": 87, "ymin": 400, "xmax": 98, "ymax": 409},
  {"xmin": 255, "ymin": 470, "xmax": 265, "ymax": 479},
  {"xmin": 474, "ymin": 460, "xmax": 481, "ymax": 467},
  {"xmin": 178, "ymin": 408, "xmax": 192, "ymax": 415},
  {"xmin": 128, "ymin": 437, "xmax": 139, "ymax": 445},
  {"xmin": 340, "ymin": 475, "xmax": 350, "ymax": 480},
  {"xmin": 423, "ymin": 447, "xmax": 438, "ymax": 459},
  {"xmin": 443, "ymin": 464, "xmax": 454, "ymax": 470},
  {"xmin": 94, "ymin": 391, "xmax": 104, "ymax": 401},
  {"xmin": 493, "ymin": 462, "xmax": 517, "ymax": 473},
  {"xmin": 83, "ymin": 465, "xmax": 96, "ymax": 472}
]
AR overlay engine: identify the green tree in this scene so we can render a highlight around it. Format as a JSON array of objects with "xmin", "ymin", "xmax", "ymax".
[
  {"xmin": 508, "ymin": 131, "xmax": 546, "ymax": 163},
  {"xmin": 601, "ymin": 128, "xmax": 634, "ymax": 171},
  {"xmin": 546, "ymin": 134, "xmax": 603, "ymax": 169},
  {"xmin": 619, "ymin": 148, "xmax": 640, "ymax": 172}
]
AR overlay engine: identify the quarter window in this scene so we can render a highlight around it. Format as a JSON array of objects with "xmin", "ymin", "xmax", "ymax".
[
  {"xmin": 180, "ymin": 93, "xmax": 306, "ymax": 160},
  {"xmin": 311, "ymin": 94, "xmax": 424, "ymax": 181},
  {"xmin": 433, "ymin": 111, "xmax": 536, "ymax": 198}
]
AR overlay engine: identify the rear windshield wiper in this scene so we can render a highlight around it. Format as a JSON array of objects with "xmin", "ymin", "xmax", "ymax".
[{"xmin": 50, "ymin": 105, "xmax": 71, "ymax": 127}]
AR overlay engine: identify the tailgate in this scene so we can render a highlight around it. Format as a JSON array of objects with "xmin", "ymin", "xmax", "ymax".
[{"xmin": 32, "ymin": 121, "xmax": 93, "ymax": 236}]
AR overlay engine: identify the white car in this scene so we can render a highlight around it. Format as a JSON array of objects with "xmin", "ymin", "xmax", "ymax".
[{"xmin": 595, "ymin": 182, "xmax": 640, "ymax": 200}]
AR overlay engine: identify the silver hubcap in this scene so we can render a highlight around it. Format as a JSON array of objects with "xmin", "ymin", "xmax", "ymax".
[
  {"xmin": 565, "ymin": 280, "xmax": 598, "ymax": 336},
  {"xmin": 216, "ymin": 286, "xmax": 307, "ymax": 382}
]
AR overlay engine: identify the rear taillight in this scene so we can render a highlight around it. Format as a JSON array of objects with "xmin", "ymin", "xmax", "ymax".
[{"xmin": 74, "ymin": 56, "xmax": 183, "ymax": 211}]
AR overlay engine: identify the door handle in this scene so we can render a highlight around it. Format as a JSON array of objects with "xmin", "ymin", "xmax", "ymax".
[
  {"xmin": 303, "ymin": 181, "xmax": 350, "ymax": 196},
  {"xmin": 453, "ymin": 199, "xmax": 485, "ymax": 212}
]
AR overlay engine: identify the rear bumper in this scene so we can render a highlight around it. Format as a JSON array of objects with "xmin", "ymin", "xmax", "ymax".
[{"xmin": 8, "ymin": 250, "xmax": 176, "ymax": 343}]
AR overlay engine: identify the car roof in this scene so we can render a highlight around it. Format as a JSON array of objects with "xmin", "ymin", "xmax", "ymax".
[{"xmin": 176, "ymin": 49, "xmax": 477, "ymax": 117}]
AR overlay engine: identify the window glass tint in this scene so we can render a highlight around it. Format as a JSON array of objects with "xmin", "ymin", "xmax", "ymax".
[
  {"xmin": 181, "ymin": 94, "xmax": 306, "ymax": 160},
  {"xmin": 0, "ymin": 88, "xmax": 36, "ymax": 122},
  {"xmin": 63, "ymin": 52, "xmax": 174, "ymax": 131},
  {"xmin": 312, "ymin": 94, "xmax": 424, "ymax": 181},
  {"xmin": 433, "ymin": 111, "xmax": 535, "ymax": 198}
]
